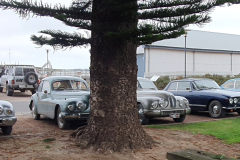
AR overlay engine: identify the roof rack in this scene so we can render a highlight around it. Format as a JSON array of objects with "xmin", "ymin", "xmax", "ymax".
[{"xmin": 1, "ymin": 65, "xmax": 35, "ymax": 68}]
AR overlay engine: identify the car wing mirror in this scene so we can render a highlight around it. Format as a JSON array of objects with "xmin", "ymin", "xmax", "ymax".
[{"xmin": 186, "ymin": 87, "xmax": 191, "ymax": 91}]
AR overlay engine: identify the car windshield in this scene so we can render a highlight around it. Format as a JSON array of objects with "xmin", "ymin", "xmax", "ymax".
[
  {"xmin": 52, "ymin": 80, "xmax": 88, "ymax": 91},
  {"xmin": 138, "ymin": 80, "xmax": 157, "ymax": 90},
  {"xmin": 194, "ymin": 80, "xmax": 220, "ymax": 90}
]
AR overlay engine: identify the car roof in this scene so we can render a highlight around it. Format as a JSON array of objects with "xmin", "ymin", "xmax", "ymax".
[
  {"xmin": 226, "ymin": 78, "xmax": 240, "ymax": 81},
  {"xmin": 42, "ymin": 76, "xmax": 83, "ymax": 81},
  {"xmin": 171, "ymin": 78, "xmax": 213, "ymax": 82}
]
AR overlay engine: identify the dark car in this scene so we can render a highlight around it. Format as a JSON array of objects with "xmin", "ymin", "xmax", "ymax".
[{"xmin": 164, "ymin": 78, "xmax": 240, "ymax": 118}]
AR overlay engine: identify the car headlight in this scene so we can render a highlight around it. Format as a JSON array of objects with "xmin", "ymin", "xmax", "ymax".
[
  {"xmin": 5, "ymin": 108, "xmax": 13, "ymax": 115},
  {"xmin": 229, "ymin": 98, "xmax": 233, "ymax": 104},
  {"xmin": 68, "ymin": 105, "xmax": 75, "ymax": 111},
  {"xmin": 0, "ymin": 106, "xmax": 3, "ymax": 115},
  {"xmin": 159, "ymin": 98, "xmax": 168, "ymax": 108},
  {"xmin": 178, "ymin": 100, "xmax": 184, "ymax": 107},
  {"xmin": 77, "ymin": 102, "xmax": 87, "ymax": 111},
  {"xmin": 151, "ymin": 101, "xmax": 159, "ymax": 109},
  {"xmin": 234, "ymin": 98, "xmax": 238, "ymax": 104}
]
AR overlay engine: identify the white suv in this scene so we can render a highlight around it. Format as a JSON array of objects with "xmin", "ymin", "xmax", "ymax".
[{"xmin": 0, "ymin": 65, "xmax": 38, "ymax": 96}]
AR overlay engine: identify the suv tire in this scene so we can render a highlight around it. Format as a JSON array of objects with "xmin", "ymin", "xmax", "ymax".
[
  {"xmin": 24, "ymin": 72, "xmax": 38, "ymax": 85},
  {"xmin": 6, "ymin": 86, "xmax": 13, "ymax": 96}
]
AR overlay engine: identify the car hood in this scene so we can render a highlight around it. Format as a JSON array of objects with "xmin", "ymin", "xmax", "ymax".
[
  {"xmin": 51, "ymin": 91, "xmax": 90, "ymax": 99},
  {"xmin": 137, "ymin": 90, "xmax": 174, "ymax": 98},
  {"xmin": 203, "ymin": 89, "xmax": 240, "ymax": 97}
]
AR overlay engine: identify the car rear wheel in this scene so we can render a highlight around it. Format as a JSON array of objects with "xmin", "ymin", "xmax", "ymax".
[
  {"xmin": 32, "ymin": 102, "xmax": 40, "ymax": 120},
  {"xmin": 0, "ymin": 87, "xmax": 3, "ymax": 92},
  {"xmin": 20, "ymin": 89, "xmax": 25, "ymax": 92},
  {"xmin": 57, "ymin": 107, "xmax": 70, "ymax": 129},
  {"xmin": 6, "ymin": 86, "xmax": 13, "ymax": 96},
  {"xmin": 1, "ymin": 126, "xmax": 12, "ymax": 135},
  {"xmin": 31, "ymin": 89, "xmax": 36, "ymax": 95},
  {"xmin": 208, "ymin": 100, "xmax": 226, "ymax": 118},
  {"xmin": 138, "ymin": 103, "xmax": 149, "ymax": 125},
  {"xmin": 173, "ymin": 115, "xmax": 186, "ymax": 123}
]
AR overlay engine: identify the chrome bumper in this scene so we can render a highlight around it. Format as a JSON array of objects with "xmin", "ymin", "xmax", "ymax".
[
  {"xmin": 61, "ymin": 112, "xmax": 89, "ymax": 120},
  {"xmin": 144, "ymin": 107, "xmax": 191, "ymax": 117},
  {"xmin": 0, "ymin": 116, "xmax": 17, "ymax": 126}
]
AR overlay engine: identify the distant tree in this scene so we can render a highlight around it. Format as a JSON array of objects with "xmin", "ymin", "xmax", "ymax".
[{"xmin": 1, "ymin": 0, "xmax": 239, "ymax": 152}]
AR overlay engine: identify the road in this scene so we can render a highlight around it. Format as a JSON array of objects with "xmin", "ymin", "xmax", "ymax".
[{"xmin": 0, "ymin": 90, "xmax": 32, "ymax": 115}]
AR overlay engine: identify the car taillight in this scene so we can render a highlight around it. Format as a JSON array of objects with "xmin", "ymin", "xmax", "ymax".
[{"xmin": 12, "ymin": 80, "xmax": 15, "ymax": 84}]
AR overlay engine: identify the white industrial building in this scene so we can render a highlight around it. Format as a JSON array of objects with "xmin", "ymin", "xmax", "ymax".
[{"xmin": 137, "ymin": 30, "xmax": 240, "ymax": 78}]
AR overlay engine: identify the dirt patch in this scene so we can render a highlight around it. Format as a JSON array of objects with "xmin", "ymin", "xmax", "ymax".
[{"xmin": 1, "ymin": 114, "xmax": 240, "ymax": 160}]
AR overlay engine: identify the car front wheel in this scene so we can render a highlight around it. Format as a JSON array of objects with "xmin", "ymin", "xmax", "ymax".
[
  {"xmin": 57, "ymin": 107, "xmax": 70, "ymax": 129},
  {"xmin": 1, "ymin": 126, "xmax": 12, "ymax": 135},
  {"xmin": 138, "ymin": 103, "xmax": 149, "ymax": 125},
  {"xmin": 208, "ymin": 100, "xmax": 226, "ymax": 118}
]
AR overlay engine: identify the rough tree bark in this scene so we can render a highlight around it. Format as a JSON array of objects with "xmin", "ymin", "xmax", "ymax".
[{"xmin": 72, "ymin": 0, "xmax": 155, "ymax": 152}]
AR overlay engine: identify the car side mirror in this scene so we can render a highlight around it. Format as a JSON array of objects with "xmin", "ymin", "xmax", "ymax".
[{"xmin": 186, "ymin": 87, "xmax": 191, "ymax": 91}]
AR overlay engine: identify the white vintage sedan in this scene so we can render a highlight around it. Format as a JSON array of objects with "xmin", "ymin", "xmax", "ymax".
[
  {"xmin": 29, "ymin": 76, "xmax": 90, "ymax": 129},
  {"xmin": 0, "ymin": 100, "xmax": 17, "ymax": 135}
]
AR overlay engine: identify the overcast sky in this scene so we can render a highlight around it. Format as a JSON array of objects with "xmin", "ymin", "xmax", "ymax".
[{"xmin": 0, "ymin": 1, "xmax": 240, "ymax": 69}]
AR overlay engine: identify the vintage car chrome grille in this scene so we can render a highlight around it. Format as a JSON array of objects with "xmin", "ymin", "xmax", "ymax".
[{"xmin": 169, "ymin": 96, "xmax": 176, "ymax": 108}]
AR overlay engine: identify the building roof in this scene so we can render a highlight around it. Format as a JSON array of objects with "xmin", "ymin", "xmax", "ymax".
[{"xmin": 137, "ymin": 30, "xmax": 240, "ymax": 53}]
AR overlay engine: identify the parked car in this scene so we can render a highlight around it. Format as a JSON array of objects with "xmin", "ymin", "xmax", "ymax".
[
  {"xmin": 0, "ymin": 65, "xmax": 38, "ymax": 96},
  {"xmin": 220, "ymin": 78, "xmax": 240, "ymax": 92},
  {"xmin": 29, "ymin": 76, "xmax": 90, "ymax": 129},
  {"xmin": 164, "ymin": 78, "xmax": 240, "ymax": 118},
  {"xmin": 137, "ymin": 77, "xmax": 191, "ymax": 124},
  {"xmin": 0, "ymin": 100, "xmax": 17, "ymax": 135}
]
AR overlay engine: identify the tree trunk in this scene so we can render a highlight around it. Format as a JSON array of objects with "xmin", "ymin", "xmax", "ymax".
[{"xmin": 74, "ymin": 0, "xmax": 154, "ymax": 152}]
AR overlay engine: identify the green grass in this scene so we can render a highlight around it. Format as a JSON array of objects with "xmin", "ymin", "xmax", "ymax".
[{"xmin": 148, "ymin": 118, "xmax": 240, "ymax": 144}]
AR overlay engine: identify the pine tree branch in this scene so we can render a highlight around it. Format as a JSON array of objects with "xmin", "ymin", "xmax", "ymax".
[
  {"xmin": 54, "ymin": 15, "xmax": 91, "ymax": 30},
  {"xmin": 0, "ymin": 0, "xmax": 92, "ymax": 20},
  {"xmin": 138, "ymin": 0, "xmax": 202, "ymax": 10},
  {"xmin": 138, "ymin": 0, "xmax": 240, "ymax": 20},
  {"xmin": 138, "ymin": 14, "xmax": 210, "ymax": 36},
  {"xmin": 137, "ymin": 29, "xmax": 185, "ymax": 45},
  {"xmin": 30, "ymin": 30, "xmax": 91, "ymax": 49}
]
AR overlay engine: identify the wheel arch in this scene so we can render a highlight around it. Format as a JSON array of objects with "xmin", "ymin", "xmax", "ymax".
[{"xmin": 206, "ymin": 98, "xmax": 225, "ymax": 111}]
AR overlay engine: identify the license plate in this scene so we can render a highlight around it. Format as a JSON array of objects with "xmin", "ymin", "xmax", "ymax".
[
  {"xmin": 19, "ymin": 85, "xmax": 34, "ymax": 88},
  {"xmin": 170, "ymin": 113, "xmax": 180, "ymax": 118}
]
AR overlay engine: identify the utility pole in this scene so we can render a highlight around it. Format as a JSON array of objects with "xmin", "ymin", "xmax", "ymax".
[{"xmin": 46, "ymin": 49, "xmax": 49, "ymax": 69}]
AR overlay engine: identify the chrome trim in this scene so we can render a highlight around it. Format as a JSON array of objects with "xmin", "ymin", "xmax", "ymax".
[
  {"xmin": 189, "ymin": 104, "xmax": 206, "ymax": 107},
  {"xmin": 222, "ymin": 106, "xmax": 240, "ymax": 109},
  {"xmin": 60, "ymin": 113, "xmax": 89, "ymax": 119},
  {"xmin": 0, "ymin": 117, "xmax": 17, "ymax": 126}
]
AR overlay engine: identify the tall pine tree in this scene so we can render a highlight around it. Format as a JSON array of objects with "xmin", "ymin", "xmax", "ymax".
[{"xmin": 1, "ymin": 0, "xmax": 239, "ymax": 152}]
